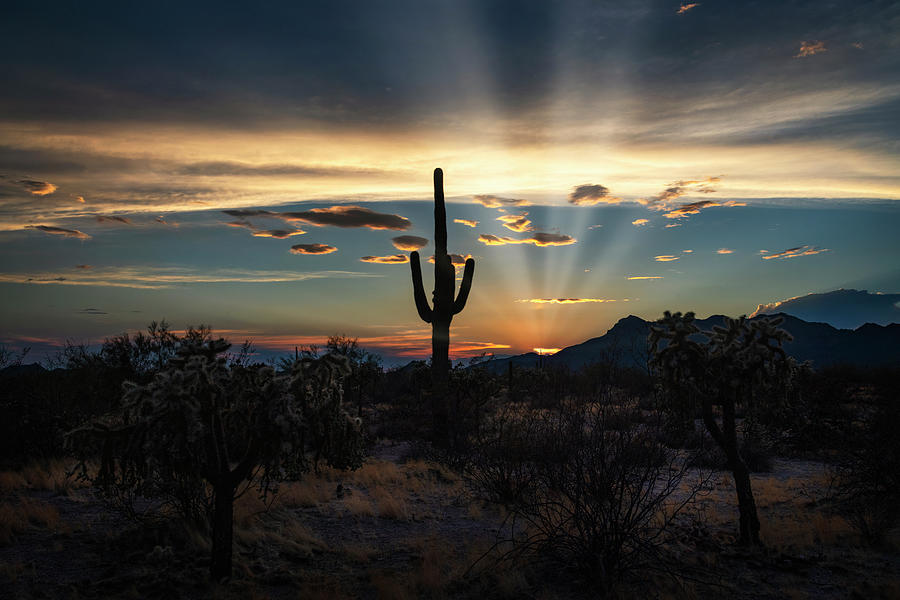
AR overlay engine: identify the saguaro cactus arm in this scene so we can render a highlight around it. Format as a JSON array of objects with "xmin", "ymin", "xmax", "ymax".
[
  {"xmin": 410, "ymin": 251, "xmax": 433, "ymax": 323},
  {"xmin": 452, "ymin": 258, "xmax": 475, "ymax": 315}
]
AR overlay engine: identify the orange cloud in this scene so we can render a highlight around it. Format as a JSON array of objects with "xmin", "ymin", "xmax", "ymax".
[
  {"xmin": 478, "ymin": 232, "xmax": 576, "ymax": 247},
  {"xmin": 533, "ymin": 348, "xmax": 561, "ymax": 355},
  {"xmin": 677, "ymin": 3, "xmax": 699, "ymax": 13},
  {"xmin": 627, "ymin": 276, "xmax": 662, "ymax": 280},
  {"xmin": 360, "ymin": 254, "xmax": 409, "ymax": 264},
  {"xmin": 496, "ymin": 213, "xmax": 533, "ymax": 232},
  {"xmin": 428, "ymin": 253, "xmax": 473, "ymax": 267},
  {"xmin": 760, "ymin": 246, "xmax": 829, "ymax": 260},
  {"xmin": 454, "ymin": 218, "xmax": 478, "ymax": 227},
  {"xmin": 391, "ymin": 235, "xmax": 428, "ymax": 251},
  {"xmin": 517, "ymin": 298, "xmax": 619, "ymax": 304},
  {"xmin": 75, "ymin": 196, "xmax": 85, "ymax": 203},
  {"xmin": 654, "ymin": 255, "xmax": 680, "ymax": 262},
  {"xmin": 795, "ymin": 41, "xmax": 827, "ymax": 58},
  {"xmin": 25, "ymin": 225, "xmax": 90, "ymax": 240},
  {"xmin": 632, "ymin": 218, "xmax": 649, "ymax": 226},
  {"xmin": 289, "ymin": 243, "xmax": 337, "ymax": 255},
  {"xmin": 717, "ymin": 248, "xmax": 734, "ymax": 254},
  {"xmin": 18, "ymin": 179, "xmax": 57, "ymax": 196}
]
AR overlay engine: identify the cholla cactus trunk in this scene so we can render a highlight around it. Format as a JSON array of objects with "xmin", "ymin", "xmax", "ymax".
[{"xmin": 410, "ymin": 168, "xmax": 475, "ymax": 445}]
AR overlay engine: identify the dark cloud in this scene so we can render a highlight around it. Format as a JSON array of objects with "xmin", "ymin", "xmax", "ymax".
[
  {"xmin": 360, "ymin": 254, "xmax": 409, "ymax": 264},
  {"xmin": 25, "ymin": 225, "xmax": 90, "ymax": 239},
  {"xmin": 95, "ymin": 215, "xmax": 132, "ymax": 224},
  {"xmin": 222, "ymin": 209, "xmax": 276, "ymax": 218},
  {"xmin": 17, "ymin": 179, "xmax": 57, "ymax": 196},
  {"xmin": 478, "ymin": 232, "xmax": 576, "ymax": 247},
  {"xmin": 75, "ymin": 264, "xmax": 92, "ymax": 269},
  {"xmin": 568, "ymin": 184, "xmax": 619, "ymax": 206},
  {"xmin": 251, "ymin": 229, "xmax": 305, "ymax": 239},
  {"xmin": 281, "ymin": 206, "xmax": 411, "ymax": 230},
  {"xmin": 391, "ymin": 235, "xmax": 428, "ymax": 251},
  {"xmin": 795, "ymin": 41, "xmax": 827, "ymax": 58},
  {"xmin": 645, "ymin": 177, "xmax": 721, "ymax": 208},
  {"xmin": 473, "ymin": 195, "xmax": 529, "ymax": 208},
  {"xmin": 77, "ymin": 308, "xmax": 107, "ymax": 315},
  {"xmin": 289, "ymin": 243, "xmax": 337, "ymax": 255}
]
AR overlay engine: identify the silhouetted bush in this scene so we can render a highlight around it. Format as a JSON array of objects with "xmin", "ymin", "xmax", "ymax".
[{"xmin": 470, "ymin": 402, "xmax": 700, "ymax": 593}]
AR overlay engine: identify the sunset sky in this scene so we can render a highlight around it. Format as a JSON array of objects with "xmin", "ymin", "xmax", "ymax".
[{"xmin": 2, "ymin": 0, "xmax": 898, "ymax": 364}]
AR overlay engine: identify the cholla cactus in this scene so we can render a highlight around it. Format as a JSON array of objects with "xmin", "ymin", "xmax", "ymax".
[
  {"xmin": 72, "ymin": 338, "xmax": 363, "ymax": 580},
  {"xmin": 649, "ymin": 312, "xmax": 793, "ymax": 546}
]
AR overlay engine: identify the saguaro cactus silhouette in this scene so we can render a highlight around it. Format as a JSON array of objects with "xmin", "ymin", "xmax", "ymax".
[{"xmin": 410, "ymin": 168, "xmax": 475, "ymax": 442}]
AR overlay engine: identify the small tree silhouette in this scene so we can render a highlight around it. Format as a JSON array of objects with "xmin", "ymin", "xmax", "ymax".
[
  {"xmin": 409, "ymin": 168, "xmax": 475, "ymax": 445},
  {"xmin": 71, "ymin": 337, "xmax": 364, "ymax": 580},
  {"xmin": 649, "ymin": 311, "xmax": 793, "ymax": 545}
]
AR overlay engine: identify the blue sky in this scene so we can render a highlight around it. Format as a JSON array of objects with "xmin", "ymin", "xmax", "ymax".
[{"xmin": 1, "ymin": 0, "xmax": 898, "ymax": 364}]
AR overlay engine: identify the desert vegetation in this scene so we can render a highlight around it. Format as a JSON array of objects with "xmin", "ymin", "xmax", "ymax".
[{"xmin": 1, "ymin": 314, "xmax": 898, "ymax": 599}]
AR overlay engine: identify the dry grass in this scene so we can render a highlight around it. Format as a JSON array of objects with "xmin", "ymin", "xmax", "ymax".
[
  {"xmin": 0, "ymin": 496, "xmax": 61, "ymax": 545},
  {"xmin": 342, "ymin": 492, "xmax": 375, "ymax": 517},
  {"xmin": 0, "ymin": 470, "xmax": 27, "ymax": 493},
  {"xmin": 273, "ymin": 478, "xmax": 332, "ymax": 509},
  {"xmin": 372, "ymin": 487, "xmax": 409, "ymax": 521},
  {"xmin": 342, "ymin": 542, "xmax": 378, "ymax": 563},
  {"xmin": 370, "ymin": 570, "xmax": 415, "ymax": 600}
]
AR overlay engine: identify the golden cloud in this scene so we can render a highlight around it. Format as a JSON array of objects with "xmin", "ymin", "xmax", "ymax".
[
  {"xmin": 473, "ymin": 194, "xmax": 529, "ymax": 208},
  {"xmin": 760, "ymin": 246, "xmax": 829, "ymax": 260},
  {"xmin": 496, "ymin": 213, "xmax": 533, "ymax": 232},
  {"xmin": 632, "ymin": 218, "xmax": 649, "ymax": 226},
  {"xmin": 795, "ymin": 41, "xmax": 827, "ymax": 58},
  {"xmin": 654, "ymin": 255, "xmax": 680, "ymax": 262},
  {"xmin": 251, "ymin": 229, "xmax": 305, "ymax": 238},
  {"xmin": 717, "ymin": 248, "xmax": 734, "ymax": 254},
  {"xmin": 677, "ymin": 2, "xmax": 699, "ymax": 14},
  {"xmin": 478, "ymin": 232, "xmax": 576, "ymax": 247},
  {"xmin": 517, "ymin": 298, "xmax": 619, "ymax": 304},
  {"xmin": 454, "ymin": 218, "xmax": 478, "ymax": 227},
  {"xmin": 627, "ymin": 276, "xmax": 662, "ymax": 280},
  {"xmin": 360, "ymin": 254, "xmax": 409, "ymax": 264}
]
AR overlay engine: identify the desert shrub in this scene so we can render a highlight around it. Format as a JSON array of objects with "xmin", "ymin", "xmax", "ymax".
[
  {"xmin": 473, "ymin": 402, "xmax": 700, "ymax": 594},
  {"xmin": 829, "ymin": 376, "xmax": 900, "ymax": 545}
]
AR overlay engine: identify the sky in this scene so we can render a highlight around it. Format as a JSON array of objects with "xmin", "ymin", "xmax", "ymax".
[{"xmin": 1, "ymin": 0, "xmax": 899, "ymax": 365}]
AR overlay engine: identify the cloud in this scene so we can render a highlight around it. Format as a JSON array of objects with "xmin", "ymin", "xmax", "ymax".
[
  {"xmin": 662, "ymin": 198, "xmax": 744, "ymax": 219},
  {"xmin": 75, "ymin": 264, "xmax": 92, "ymax": 269},
  {"xmin": 77, "ymin": 308, "xmax": 107, "ymax": 315},
  {"xmin": 677, "ymin": 3, "xmax": 699, "ymax": 14},
  {"xmin": 155, "ymin": 215, "xmax": 179, "ymax": 227},
  {"xmin": 496, "ymin": 213, "xmax": 533, "ymax": 232},
  {"xmin": 454, "ymin": 218, "xmax": 478, "ymax": 227},
  {"xmin": 631, "ymin": 218, "xmax": 649, "ymax": 226},
  {"xmin": 682, "ymin": 249, "xmax": 693, "ymax": 253},
  {"xmin": 795, "ymin": 41, "xmax": 827, "ymax": 58},
  {"xmin": 75, "ymin": 196, "xmax": 85, "ymax": 203},
  {"xmin": 391, "ymin": 235, "xmax": 428, "ymax": 251},
  {"xmin": 2, "ymin": 266, "xmax": 379, "ymax": 289},
  {"xmin": 760, "ymin": 246, "xmax": 829, "ymax": 260},
  {"xmin": 664, "ymin": 223, "xmax": 681, "ymax": 228},
  {"xmin": 588, "ymin": 224, "xmax": 603, "ymax": 230},
  {"xmin": 644, "ymin": 177, "xmax": 720, "ymax": 208},
  {"xmin": 17, "ymin": 179, "xmax": 57, "ymax": 196},
  {"xmin": 175, "ymin": 161, "xmax": 388, "ymax": 177},
  {"xmin": 654, "ymin": 255, "xmax": 680, "ymax": 262},
  {"xmin": 25, "ymin": 225, "xmax": 91, "ymax": 239},
  {"xmin": 517, "ymin": 298, "xmax": 620, "ymax": 304},
  {"xmin": 360, "ymin": 254, "xmax": 409, "ymax": 264},
  {"xmin": 568, "ymin": 184, "xmax": 619, "ymax": 206},
  {"xmin": 95, "ymin": 215, "xmax": 132, "ymax": 224},
  {"xmin": 290, "ymin": 243, "xmax": 337, "ymax": 255},
  {"xmin": 251, "ymin": 229, "xmax": 305, "ymax": 238},
  {"xmin": 223, "ymin": 209, "xmax": 276, "ymax": 218},
  {"xmin": 626, "ymin": 276, "xmax": 662, "ymax": 280},
  {"xmin": 717, "ymin": 248, "xmax": 734, "ymax": 254},
  {"xmin": 478, "ymin": 232, "xmax": 576, "ymax": 247},
  {"xmin": 281, "ymin": 206, "xmax": 411, "ymax": 230},
  {"xmin": 427, "ymin": 253, "xmax": 474, "ymax": 267},
  {"xmin": 473, "ymin": 194, "xmax": 529, "ymax": 208}
]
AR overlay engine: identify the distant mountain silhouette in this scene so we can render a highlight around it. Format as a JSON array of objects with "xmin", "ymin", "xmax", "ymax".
[
  {"xmin": 751, "ymin": 289, "xmax": 900, "ymax": 330},
  {"xmin": 478, "ymin": 313, "xmax": 900, "ymax": 373}
]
